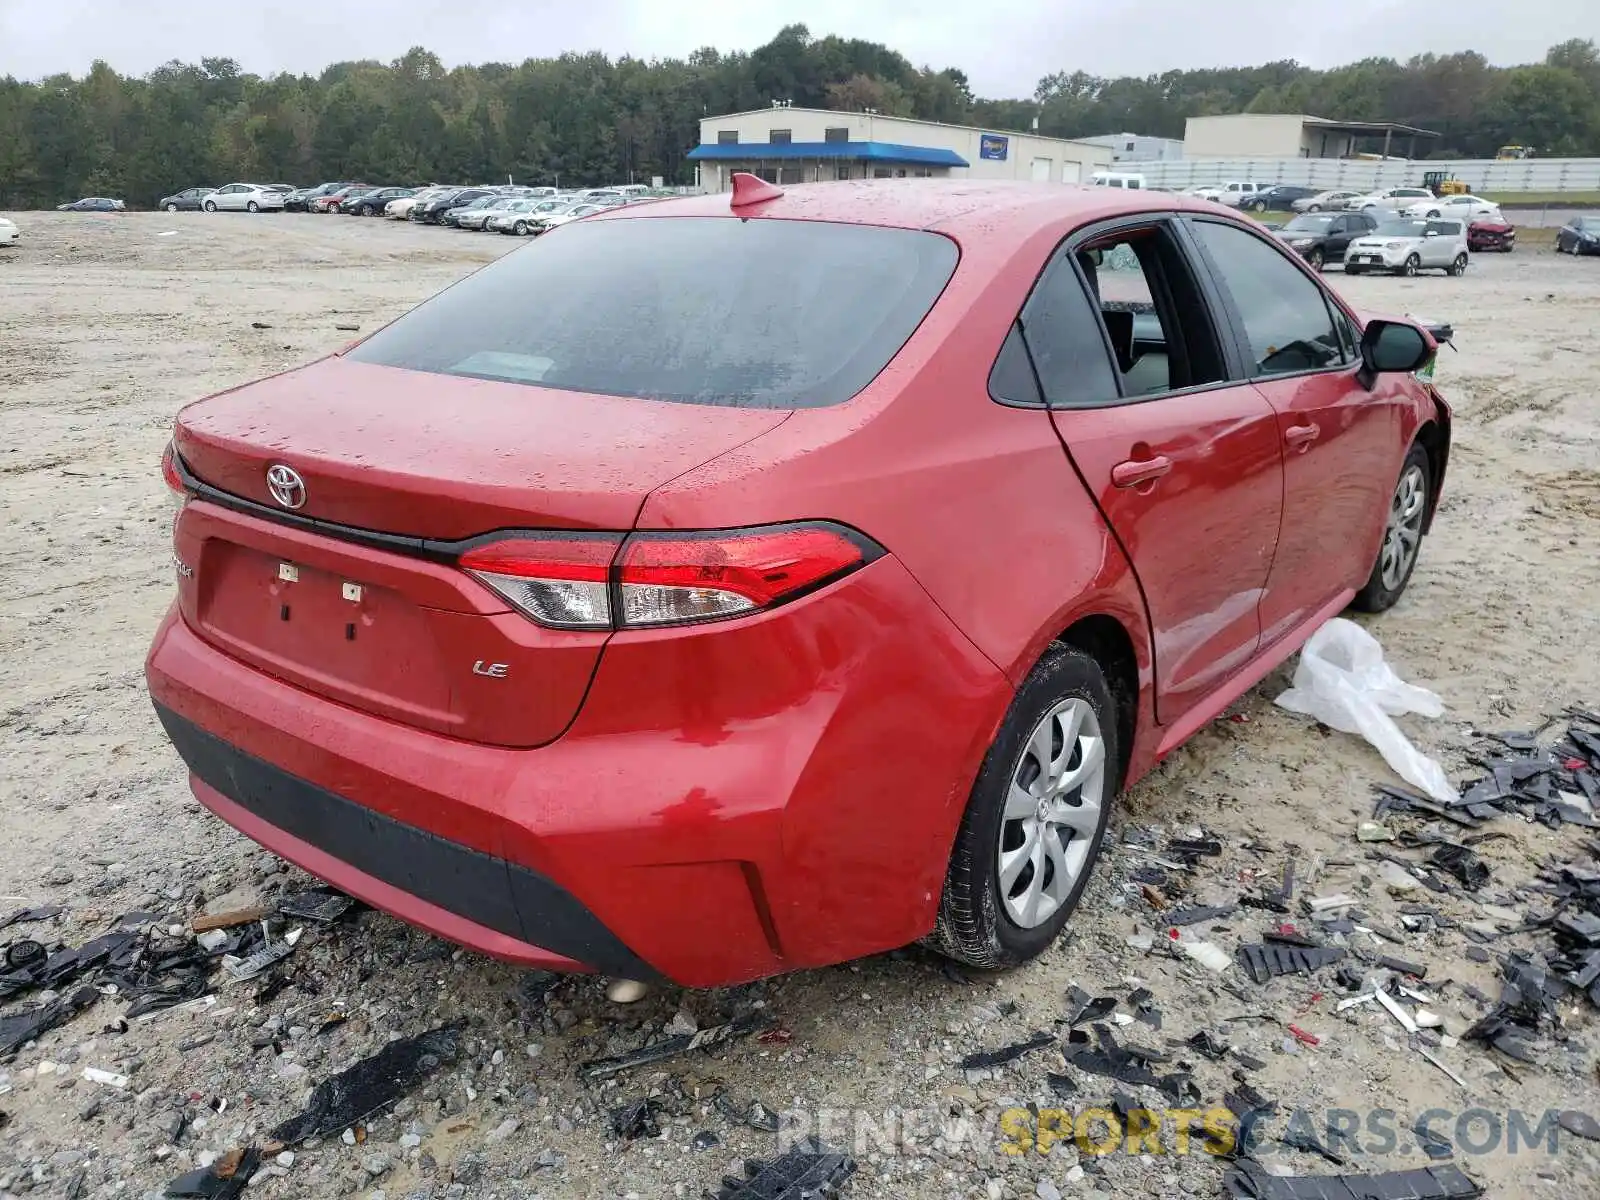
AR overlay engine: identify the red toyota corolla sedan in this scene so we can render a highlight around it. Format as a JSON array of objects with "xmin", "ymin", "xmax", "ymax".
[{"xmin": 147, "ymin": 175, "xmax": 1451, "ymax": 987}]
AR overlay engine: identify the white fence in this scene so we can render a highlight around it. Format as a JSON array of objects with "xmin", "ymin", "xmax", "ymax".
[{"xmin": 1136, "ymin": 157, "xmax": 1600, "ymax": 195}]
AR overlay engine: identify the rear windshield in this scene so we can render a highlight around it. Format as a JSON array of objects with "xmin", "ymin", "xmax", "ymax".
[{"xmin": 347, "ymin": 216, "xmax": 958, "ymax": 408}]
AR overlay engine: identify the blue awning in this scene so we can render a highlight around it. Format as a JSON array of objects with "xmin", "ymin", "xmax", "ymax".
[{"xmin": 687, "ymin": 141, "xmax": 968, "ymax": 168}]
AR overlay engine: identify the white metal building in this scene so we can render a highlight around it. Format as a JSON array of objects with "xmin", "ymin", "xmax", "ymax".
[
  {"xmin": 1079, "ymin": 132, "xmax": 1186, "ymax": 163},
  {"xmin": 1183, "ymin": 114, "xmax": 1439, "ymax": 160},
  {"xmin": 690, "ymin": 107, "xmax": 1113, "ymax": 190}
]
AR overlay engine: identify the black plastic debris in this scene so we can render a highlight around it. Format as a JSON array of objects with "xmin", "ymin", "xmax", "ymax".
[
  {"xmin": 611, "ymin": 1098, "xmax": 663, "ymax": 1141},
  {"xmin": 278, "ymin": 888, "xmax": 355, "ymax": 924},
  {"xmin": 1559, "ymin": 1110, "xmax": 1600, "ymax": 1142},
  {"xmin": 1064, "ymin": 1031, "xmax": 1192, "ymax": 1102},
  {"xmin": 959, "ymin": 1030, "xmax": 1055, "ymax": 1070},
  {"xmin": 0, "ymin": 929, "xmax": 142, "ymax": 1001},
  {"xmin": 0, "ymin": 904, "xmax": 65, "ymax": 930},
  {"xmin": 1167, "ymin": 836, "xmax": 1223, "ymax": 860},
  {"xmin": 1222, "ymin": 1158, "xmax": 1481, "ymax": 1200},
  {"xmin": 0, "ymin": 986, "xmax": 97, "ymax": 1055},
  {"xmin": 1128, "ymin": 986, "xmax": 1161, "ymax": 1029},
  {"xmin": 580, "ymin": 1012, "xmax": 771, "ymax": 1081},
  {"xmin": 1280, "ymin": 1122, "xmax": 1346, "ymax": 1166},
  {"xmin": 1186, "ymin": 1030, "xmax": 1230, "ymax": 1060},
  {"xmin": 1066, "ymin": 990, "xmax": 1118, "ymax": 1028},
  {"xmin": 4, "ymin": 939, "xmax": 46, "ymax": 972},
  {"xmin": 693, "ymin": 1130, "xmax": 722, "ymax": 1151},
  {"xmin": 163, "ymin": 1147, "xmax": 260, "ymax": 1199},
  {"xmin": 1236, "ymin": 941, "xmax": 1345, "ymax": 985},
  {"xmin": 1377, "ymin": 956, "xmax": 1427, "ymax": 978},
  {"xmin": 1414, "ymin": 1117, "xmax": 1455, "ymax": 1160},
  {"xmin": 1167, "ymin": 903, "xmax": 1236, "ymax": 926},
  {"xmin": 1045, "ymin": 1072, "xmax": 1077, "ymax": 1098},
  {"xmin": 1430, "ymin": 844, "xmax": 1490, "ymax": 890},
  {"xmin": 712, "ymin": 1136, "xmax": 856, "ymax": 1200},
  {"xmin": 270, "ymin": 1023, "xmax": 463, "ymax": 1143}
]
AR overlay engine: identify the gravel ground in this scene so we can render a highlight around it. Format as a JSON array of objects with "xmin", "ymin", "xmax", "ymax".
[{"xmin": 1, "ymin": 210, "xmax": 1598, "ymax": 1200}]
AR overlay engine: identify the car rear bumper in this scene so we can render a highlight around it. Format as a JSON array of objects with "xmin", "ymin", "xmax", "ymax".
[{"xmin": 145, "ymin": 553, "xmax": 1009, "ymax": 986}]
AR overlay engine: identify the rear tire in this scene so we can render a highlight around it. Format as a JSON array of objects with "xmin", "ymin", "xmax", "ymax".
[
  {"xmin": 1352, "ymin": 442, "xmax": 1431, "ymax": 613},
  {"xmin": 247, "ymin": 201, "xmax": 259, "ymax": 213},
  {"xmin": 203, "ymin": 201, "xmax": 216, "ymax": 212},
  {"xmin": 926, "ymin": 645, "xmax": 1119, "ymax": 970},
  {"xmin": 1449, "ymin": 253, "xmax": 1467, "ymax": 276}
]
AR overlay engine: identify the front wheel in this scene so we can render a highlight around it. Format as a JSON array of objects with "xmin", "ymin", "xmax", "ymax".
[
  {"xmin": 927, "ymin": 645, "xmax": 1118, "ymax": 970},
  {"xmin": 513, "ymin": 221, "xmax": 528, "ymax": 236},
  {"xmin": 166, "ymin": 203, "xmax": 178, "ymax": 213},
  {"xmin": 1307, "ymin": 204, "xmax": 1321, "ymax": 212},
  {"xmin": 1352, "ymin": 442, "xmax": 1431, "ymax": 613},
  {"xmin": 1449, "ymin": 253, "xmax": 1467, "ymax": 276},
  {"xmin": 1401, "ymin": 254, "xmax": 1420, "ymax": 277},
  {"xmin": 1427, "ymin": 209, "xmax": 1441, "ymax": 218},
  {"xmin": 1307, "ymin": 248, "xmax": 1325, "ymax": 271},
  {"xmin": 1250, "ymin": 199, "xmax": 1266, "ymax": 212}
]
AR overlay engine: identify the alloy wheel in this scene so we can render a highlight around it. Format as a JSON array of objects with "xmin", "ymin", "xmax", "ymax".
[
  {"xmin": 997, "ymin": 697, "xmax": 1106, "ymax": 929},
  {"xmin": 166, "ymin": 203, "xmax": 178, "ymax": 213},
  {"xmin": 1379, "ymin": 464, "xmax": 1427, "ymax": 591}
]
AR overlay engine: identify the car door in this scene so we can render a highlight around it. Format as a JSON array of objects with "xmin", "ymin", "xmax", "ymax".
[
  {"xmin": 1020, "ymin": 217, "xmax": 1285, "ymax": 725},
  {"xmin": 1422, "ymin": 220, "xmax": 1452, "ymax": 267},
  {"xmin": 1187, "ymin": 218, "xmax": 1405, "ymax": 643}
]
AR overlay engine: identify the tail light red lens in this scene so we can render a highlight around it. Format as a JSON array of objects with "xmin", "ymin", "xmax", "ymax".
[
  {"xmin": 457, "ymin": 523, "xmax": 881, "ymax": 631},
  {"xmin": 458, "ymin": 535, "xmax": 621, "ymax": 631},
  {"xmin": 161, "ymin": 441, "xmax": 186, "ymax": 496}
]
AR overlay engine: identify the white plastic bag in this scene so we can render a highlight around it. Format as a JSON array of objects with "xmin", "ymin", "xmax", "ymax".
[{"xmin": 1275, "ymin": 618, "xmax": 1458, "ymax": 803}]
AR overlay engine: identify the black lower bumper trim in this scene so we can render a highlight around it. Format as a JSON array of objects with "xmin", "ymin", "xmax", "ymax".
[{"xmin": 153, "ymin": 703, "xmax": 661, "ymax": 981}]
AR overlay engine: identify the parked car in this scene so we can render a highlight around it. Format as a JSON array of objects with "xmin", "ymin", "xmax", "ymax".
[
  {"xmin": 204, "ymin": 184, "xmax": 286, "ymax": 213},
  {"xmin": 265, "ymin": 184, "xmax": 298, "ymax": 195},
  {"xmin": 1401, "ymin": 194, "xmax": 1500, "ymax": 221},
  {"xmin": 529, "ymin": 202, "xmax": 610, "ymax": 233},
  {"xmin": 312, "ymin": 185, "xmax": 372, "ymax": 213},
  {"xmin": 440, "ymin": 195, "xmax": 504, "ymax": 228},
  {"xmin": 57, "ymin": 197, "xmax": 125, "ymax": 212},
  {"xmin": 343, "ymin": 188, "xmax": 415, "ymax": 216},
  {"xmin": 1214, "ymin": 182, "xmax": 1269, "ymax": 207},
  {"xmin": 415, "ymin": 188, "xmax": 497, "ymax": 224},
  {"xmin": 1467, "ymin": 215, "xmax": 1516, "ymax": 252},
  {"xmin": 1555, "ymin": 216, "xmax": 1599, "ymax": 255},
  {"xmin": 149, "ymin": 179, "xmax": 1452, "ymax": 987},
  {"xmin": 0, "ymin": 215, "xmax": 18, "ymax": 246},
  {"xmin": 1272, "ymin": 211, "xmax": 1379, "ymax": 269},
  {"xmin": 487, "ymin": 199, "xmax": 572, "ymax": 235},
  {"xmin": 1241, "ymin": 185, "xmax": 1319, "ymax": 213},
  {"xmin": 1344, "ymin": 217, "xmax": 1469, "ymax": 276},
  {"xmin": 455, "ymin": 198, "xmax": 526, "ymax": 230},
  {"xmin": 1345, "ymin": 187, "xmax": 1434, "ymax": 213},
  {"xmin": 158, "ymin": 187, "xmax": 216, "ymax": 212},
  {"xmin": 1293, "ymin": 190, "xmax": 1365, "ymax": 213},
  {"xmin": 286, "ymin": 183, "xmax": 345, "ymax": 212}
]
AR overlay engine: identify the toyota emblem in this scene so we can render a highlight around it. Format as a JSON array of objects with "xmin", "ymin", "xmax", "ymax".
[{"xmin": 265, "ymin": 464, "xmax": 307, "ymax": 510}]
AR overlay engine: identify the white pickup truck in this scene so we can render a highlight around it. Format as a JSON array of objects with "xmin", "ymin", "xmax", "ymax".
[{"xmin": 1190, "ymin": 181, "xmax": 1269, "ymax": 207}]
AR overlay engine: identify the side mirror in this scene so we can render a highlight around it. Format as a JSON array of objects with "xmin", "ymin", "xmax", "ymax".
[{"xmin": 1358, "ymin": 320, "xmax": 1432, "ymax": 389}]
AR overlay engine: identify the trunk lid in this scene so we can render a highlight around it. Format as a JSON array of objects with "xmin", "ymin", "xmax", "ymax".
[{"xmin": 172, "ymin": 356, "xmax": 788, "ymax": 746}]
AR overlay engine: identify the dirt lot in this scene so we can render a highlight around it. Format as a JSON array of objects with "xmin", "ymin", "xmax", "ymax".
[{"xmin": 1, "ymin": 211, "xmax": 1598, "ymax": 1200}]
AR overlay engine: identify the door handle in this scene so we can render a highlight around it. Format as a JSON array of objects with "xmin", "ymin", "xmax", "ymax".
[
  {"xmin": 1285, "ymin": 422, "xmax": 1321, "ymax": 450},
  {"xmin": 1111, "ymin": 455, "xmax": 1173, "ymax": 488}
]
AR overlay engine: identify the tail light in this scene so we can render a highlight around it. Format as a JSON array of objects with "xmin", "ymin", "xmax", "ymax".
[{"xmin": 457, "ymin": 522, "xmax": 882, "ymax": 631}]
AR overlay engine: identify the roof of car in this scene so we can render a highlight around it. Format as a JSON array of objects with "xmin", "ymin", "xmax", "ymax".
[{"xmin": 589, "ymin": 179, "xmax": 1245, "ymax": 241}]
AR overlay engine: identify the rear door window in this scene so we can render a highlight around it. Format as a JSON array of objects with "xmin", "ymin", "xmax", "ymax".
[{"xmin": 349, "ymin": 217, "xmax": 958, "ymax": 409}]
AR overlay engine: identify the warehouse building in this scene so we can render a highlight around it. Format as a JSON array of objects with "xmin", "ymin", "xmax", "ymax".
[
  {"xmin": 1079, "ymin": 132, "xmax": 1186, "ymax": 162},
  {"xmin": 1183, "ymin": 114, "xmax": 1439, "ymax": 160},
  {"xmin": 689, "ymin": 106, "xmax": 1113, "ymax": 190}
]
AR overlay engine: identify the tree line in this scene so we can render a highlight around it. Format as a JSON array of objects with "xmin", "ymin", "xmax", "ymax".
[{"xmin": 3, "ymin": 26, "xmax": 1599, "ymax": 210}]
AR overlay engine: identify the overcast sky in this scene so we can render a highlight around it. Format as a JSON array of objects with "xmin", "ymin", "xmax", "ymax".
[{"xmin": 1, "ymin": 1, "xmax": 1594, "ymax": 97}]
